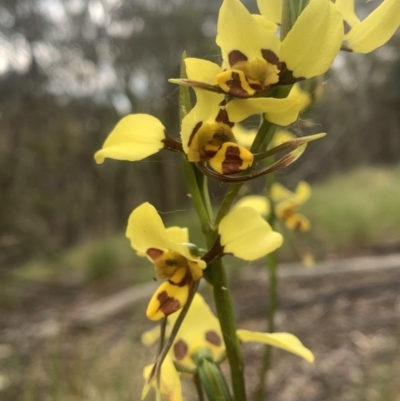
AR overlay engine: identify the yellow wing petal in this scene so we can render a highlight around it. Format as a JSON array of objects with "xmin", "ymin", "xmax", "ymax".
[
  {"xmin": 257, "ymin": 0, "xmax": 282, "ymax": 25},
  {"xmin": 126, "ymin": 202, "xmax": 173, "ymax": 256},
  {"xmin": 219, "ymin": 207, "xmax": 283, "ymax": 260},
  {"xmin": 94, "ymin": 114, "xmax": 165, "ymax": 163},
  {"xmin": 237, "ymin": 330, "xmax": 315, "ymax": 363},
  {"xmin": 234, "ymin": 195, "xmax": 271, "ymax": 217},
  {"xmin": 344, "ymin": 0, "xmax": 400, "ymax": 53},
  {"xmin": 280, "ymin": 0, "xmax": 343, "ymax": 79}
]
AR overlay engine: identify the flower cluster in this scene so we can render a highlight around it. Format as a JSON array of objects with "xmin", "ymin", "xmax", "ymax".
[{"xmin": 94, "ymin": 0, "xmax": 399, "ymax": 399}]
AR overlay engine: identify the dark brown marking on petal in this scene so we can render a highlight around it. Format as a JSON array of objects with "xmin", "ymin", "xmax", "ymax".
[
  {"xmin": 221, "ymin": 146, "xmax": 243, "ymax": 175},
  {"xmin": 168, "ymin": 270, "xmax": 193, "ymax": 287},
  {"xmin": 224, "ymin": 72, "xmax": 252, "ymax": 99},
  {"xmin": 277, "ymin": 62, "xmax": 305, "ymax": 85},
  {"xmin": 157, "ymin": 291, "xmax": 181, "ymax": 315},
  {"xmin": 293, "ymin": 220, "xmax": 303, "ymax": 231},
  {"xmin": 146, "ymin": 248, "xmax": 164, "ymax": 261},
  {"xmin": 219, "ymin": 98, "xmax": 227, "ymax": 107},
  {"xmin": 173, "ymin": 340, "xmax": 188, "ymax": 361},
  {"xmin": 261, "ymin": 49, "xmax": 280, "ymax": 65},
  {"xmin": 343, "ymin": 20, "xmax": 351, "ymax": 35},
  {"xmin": 188, "ymin": 121, "xmax": 203, "ymax": 147},
  {"xmin": 228, "ymin": 50, "xmax": 247, "ymax": 67},
  {"xmin": 203, "ymin": 149, "xmax": 218, "ymax": 159},
  {"xmin": 215, "ymin": 109, "xmax": 234, "ymax": 128},
  {"xmin": 205, "ymin": 330, "xmax": 222, "ymax": 346}
]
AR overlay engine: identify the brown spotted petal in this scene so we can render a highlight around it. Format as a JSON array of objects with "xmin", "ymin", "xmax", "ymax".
[
  {"xmin": 208, "ymin": 142, "xmax": 254, "ymax": 175},
  {"xmin": 146, "ymin": 267, "xmax": 193, "ymax": 321},
  {"xmin": 168, "ymin": 294, "xmax": 225, "ymax": 368}
]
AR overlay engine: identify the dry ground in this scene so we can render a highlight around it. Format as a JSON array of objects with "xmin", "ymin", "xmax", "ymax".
[{"xmin": 0, "ymin": 255, "xmax": 399, "ymax": 401}]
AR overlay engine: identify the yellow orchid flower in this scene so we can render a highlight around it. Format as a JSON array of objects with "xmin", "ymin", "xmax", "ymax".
[
  {"xmin": 127, "ymin": 202, "xmax": 206, "ymax": 321},
  {"xmin": 128, "ymin": 203, "xmax": 283, "ymax": 320},
  {"xmin": 336, "ymin": 0, "xmax": 400, "ymax": 53},
  {"xmin": 235, "ymin": 181, "xmax": 312, "ymax": 232},
  {"xmin": 142, "ymin": 293, "xmax": 314, "ymax": 370},
  {"xmin": 272, "ymin": 181, "xmax": 311, "ymax": 232},
  {"xmin": 178, "ymin": 58, "xmax": 306, "ymax": 174},
  {"xmin": 258, "ymin": 0, "xmax": 400, "ymax": 54},
  {"xmin": 215, "ymin": 0, "xmax": 343, "ymax": 97}
]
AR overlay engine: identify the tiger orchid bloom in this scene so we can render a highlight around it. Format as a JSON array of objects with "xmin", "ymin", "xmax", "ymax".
[
  {"xmin": 214, "ymin": 0, "xmax": 343, "ymax": 98},
  {"xmin": 128, "ymin": 203, "xmax": 283, "ymax": 320},
  {"xmin": 235, "ymin": 181, "xmax": 312, "ymax": 232},
  {"xmin": 177, "ymin": 58, "xmax": 306, "ymax": 174},
  {"xmin": 142, "ymin": 294, "xmax": 314, "ymax": 373}
]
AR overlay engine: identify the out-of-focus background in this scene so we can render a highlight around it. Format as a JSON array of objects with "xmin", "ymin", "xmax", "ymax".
[{"xmin": 0, "ymin": 0, "xmax": 399, "ymax": 400}]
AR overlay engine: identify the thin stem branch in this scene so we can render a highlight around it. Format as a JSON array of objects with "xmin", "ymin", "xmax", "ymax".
[{"xmin": 210, "ymin": 258, "xmax": 247, "ymax": 401}]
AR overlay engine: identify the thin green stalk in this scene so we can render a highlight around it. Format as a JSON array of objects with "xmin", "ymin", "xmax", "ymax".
[
  {"xmin": 210, "ymin": 257, "xmax": 247, "ymax": 401},
  {"xmin": 182, "ymin": 156, "xmax": 213, "ymax": 234}
]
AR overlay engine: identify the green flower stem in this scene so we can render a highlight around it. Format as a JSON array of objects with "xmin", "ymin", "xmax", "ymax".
[
  {"xmin": 209, "ymin": 257, "xmax": 247, "ymax": 401},
  {"xmin": 182, "ymin": 156, "xmax": 214, "ymax": 234}
]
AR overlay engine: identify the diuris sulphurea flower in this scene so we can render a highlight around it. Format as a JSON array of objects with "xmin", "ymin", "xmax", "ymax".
[
  {"xmin": 214, "ymin": 0, "xmax": 343, "ymax": 98},
  {"xmin": 141, "ymin": 294, "xmax": 314, "ymax": 400},
  {"xmin": 127, "ymin": 203, "xmax": 283, "ymax": 320},
  {"xmin": 235, "ymin": 181, "xmax": 312, "ymax": 232}
]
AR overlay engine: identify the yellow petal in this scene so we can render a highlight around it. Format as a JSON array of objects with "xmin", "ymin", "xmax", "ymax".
[
  {"xmin": 166, "ymin": 227, "xmax": 189, "ymax": 245},
  {"xmin": 234, "ymin": 195, "xmax": 271, "ymax": 217},
  {"xmin": 252, "ymin": 14, "xmax": 278, "ymax": 32},
  {"xmin": 217, "ymin": 0, "xmax": 280, "ymax": 67},
  {"xmin": 227, "ymin": 96, "xmax": 302, "ymax": 126},
  {"xmin": 126, "ymin": 203, "xmax": 173, "ymax": 256},
  {"xmin": 232, "ymin": 125, "xmax": 257, "ymax": 149},
  {"xmin": 289, "ymin": 84, "xmax": 311, "ymax": 113},
  {"xmin": 270, "ymin": 183, "xmax": 295, "ymax": 202},
  {"xmin": 169, "ymin": 294, "xmax": 225, "ymax": 368},
  {"xmin": 237, "ymin": 330, "xmax": 315, "ymax": 363},
  {"xmin": 344, "ymin": 0, "xmax": 400, "ymax": 53},
  {"xmin": 218, "ymin": 207, "xmax": 283, "ymax": 260},
  {"xmin": 257, "ymin": 0, "xmax": 282, "ymax": 25},
  {"xmin": 146, "ymin": 268, "xmax": 192, "ymax": 321},
  {"xmin": 295, "ymin": 181, "xmax": 311, "ymax": 204},
  {"xmin": 94, "ymin": 114, "xmax": 165, "ymax": 163},
  {"xmin": 335, "ymin": 0, "xmax": 360, "ymax": 29},
  {"xmin": 143, "ymin": 355, "xmax": 183, "ymax": 401},
  {"xmin": 185, "ymin": 57, "xmax": 221, "ymax": 85},
  {"xmin": 141, "ymin": 325, "xmax": 161, "ymax": 347},
  {"xmin": 269, "ymin": 129, "xmax": 296, "ymax": 148},
  {"xmin": 280, "ymin": 0, "xmax": 343, "ymax": 79},
  {"xmin": 208, "ymin": 142, "xmax": 254, "ymax": 175}
]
